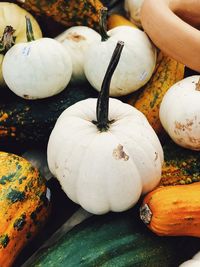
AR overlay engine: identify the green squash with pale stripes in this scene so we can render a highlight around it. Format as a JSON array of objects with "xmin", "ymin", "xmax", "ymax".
[{"xmin": 28, "ymin": 210, "xmax": 200, "ymax": 267}]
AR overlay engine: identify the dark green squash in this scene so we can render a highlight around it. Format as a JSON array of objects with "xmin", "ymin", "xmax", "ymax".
[
  {"xmin": 0, "ymin": 83, "xmax": 97, "ymax": 148},
  {"xmin": 25, "ymin": 210, "xmax": 200, "ymax": 267}
]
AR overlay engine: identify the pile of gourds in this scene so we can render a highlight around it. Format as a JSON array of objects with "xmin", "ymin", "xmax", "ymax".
[{"xmin": 0, "ymin": 0, "xmax": 200, "ymax": 266}]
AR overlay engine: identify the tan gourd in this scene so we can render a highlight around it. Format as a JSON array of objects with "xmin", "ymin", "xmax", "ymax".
[{"xmin": 141, "ymin": 0, "xmax": 200, "ymax": 72}]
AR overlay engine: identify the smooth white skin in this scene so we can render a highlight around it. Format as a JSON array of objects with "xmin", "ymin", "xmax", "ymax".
[
  {"xmin": 179, "ymin": 260, "xmax": 200, "ymax": 267},
  {"xmin": 179, "ymin": 251, "xmax": 200, "ymax": 266},
  {"xmin": 2, "ymin": 38, "xmax": 72, "ymax": 99},
  {"xmin": 47, "ymin": 98, "xmax": 163, "ymax": 215},
  {"xmin": 84, "ymin": 26, "xmax": 156, "ymax": 97},
  {"xmin": 124, "ymin": 0, "xmax": 144, "ymax": 27},
  {"xmin": 0, "ymin": 2, "xmax": 42, "ymax": 86},
  {"xmin": 160, "ymin": 75, "xmax": 200, "ymax": 150},
  {"xmin": 56, "ymin": 26, "xmax": 101, "ymax": 84}
]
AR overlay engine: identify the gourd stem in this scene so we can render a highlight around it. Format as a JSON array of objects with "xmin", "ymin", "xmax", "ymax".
[
  {"xmin": 96, "ymin": 41, "xmax": 124, "ymax": 132},
  {"xmin": 99, "ymin": 7, "xmax": 110, "ymax": 41},
  {"xmin": 26, "ymin": 16, "xmax": 35, "ymax": 42},
  {"xmin": 0, "ymin": 26, "xmax": 15, "ymax": 55},
  {"xmin": 196, "ymin": 78, "xmax": 200, "ymax": 91}
]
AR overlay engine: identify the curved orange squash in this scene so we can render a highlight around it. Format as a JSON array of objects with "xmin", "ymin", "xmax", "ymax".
[
  {"xmin": 0, "ymin": 152, "xmax": 51, "ymax": 267},
  {"xmin": 140, "ymin": 182, "xmax": 200, "ymax": 237},
  {"xmin": 141, "ymin": 0, "xmax": 200, "ymax": 72}
]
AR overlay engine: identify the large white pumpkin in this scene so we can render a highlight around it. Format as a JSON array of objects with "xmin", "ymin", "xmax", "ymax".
[
  {"xmin": 2, "ymin": 37, "xmax": 72, "ymax": 99},
  {"xmin": 56, "ymin": 26, "xmax": 101, "ymax": 84},
  {"xmin": 84, "ymin": 25, "xmax": 156, "ymax": 97},
  {"xmin": 48, "ymin": 42, "xmax": 163, "ymax": 215},
  {"xmin": 160, "ymin": 75, "xmax": 200, "ymax": 150}
]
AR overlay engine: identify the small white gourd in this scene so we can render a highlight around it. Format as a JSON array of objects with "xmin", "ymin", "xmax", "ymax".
[
  {"xmin": 160, "ymin": 75, "xmax": 200, "ymax": 150},
  {"xmin": 84, "ymin": 8, "xmax": 156, "ymax": 97},
  {"xmin": 47, "ymin": 41, "xmax": 163, "ymax": 215},
  {"xmin": 56, "ymin": 26, "xmax": 101, "ymax": 84},
  {"xmin": 2, "ymin": 17, "xmax": 72, "ymax": 99}
]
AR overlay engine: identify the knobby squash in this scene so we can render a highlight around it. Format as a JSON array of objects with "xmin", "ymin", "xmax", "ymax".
[
  {"xmin": 140, "ymin": 182, "xmax": 200, "ymax": 237},
  {"xmin": 160, "ymin": 139, "xmax": 200, "ymax": 186},
  {"xmin": 16, "ymin": 0, "xmax": 104, "ymax": 31},
  {"xmin": 128, "ymin": 51, "xmax": 185, "ymax": 135},
  {"xmin": 24, "ymin": 210, "xmax": 200, "ymax": 267},
  {"xmin": 0, "ymin": 152, "xmax": 51, "ymax": 267}
]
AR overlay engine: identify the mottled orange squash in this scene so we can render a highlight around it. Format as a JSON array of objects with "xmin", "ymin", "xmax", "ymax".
[
  {"xmin": 140, "ymin": 182, "xmax": 200, "ymax": 237},
  {"xmin": 127, "ymin": 51, "xmax": 185, "ymax": 135},
  {"xmin": 16, "ymin": 0, "xmax": 104, "ymax": 30},
  {"xmin": 0, "ymin": 152, "xmax": 51, "ymax": 267}
]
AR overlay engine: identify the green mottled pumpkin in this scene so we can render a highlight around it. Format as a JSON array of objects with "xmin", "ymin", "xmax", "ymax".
[
  {"xmin": 0, "ymin": 152, "xmax": 50, "ymax": 267},
  {"xmin": 26, "ymin": 211, "xmax": 200, "ymax": 267}
]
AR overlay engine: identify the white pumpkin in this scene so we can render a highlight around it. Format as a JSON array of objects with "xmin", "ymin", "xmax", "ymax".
[
  {"xmin": 47, "ymin": 42, "xmax": 163, "ymax": 215},
  {"xmin": 124, "ymin": 0, "xmax": 144, "ymax": 27},
  {"xmin": 84, "ymin": 9, "xmax": 156, "ymax": 97},
  {"xmin": 160, "ymin": 75, "xmax": 200, "ymax": 150},
  {"xmin": 0, "ymin": 2, "xmax": 42, "ymax": 86},
  {"xmin": 179, "ymin": 251, "xmax": 200, "ymax": 266},
  {"xmin": 56, "ymin": 26, "xmax": 101, "ymax": 84},
  {"xmin": 2, "ymin": 18, "xmax": 72, "ymax": 99}
]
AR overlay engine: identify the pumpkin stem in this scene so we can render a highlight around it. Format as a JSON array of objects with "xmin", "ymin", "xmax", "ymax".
[
  {"xmin": 99, "ymin": 7, "xmax": 109, "ymax": 41},
  {"xmin": 140, "ymin": 204, "xmax": 153, "ymax": 224},
  {"xmin": 26, "ymin": 16, "xmax": 35, "ymax": 42},
  {"xmin": 94, "ymin": 41, "xmax": 124, "ymax": 132},
  {"xmin": 195, "ymin": 78, "xmax": 200, "ymax": 91},
  {"xmin": 0, "ymin": 26, "xmax": 16, "ymax": 55}
]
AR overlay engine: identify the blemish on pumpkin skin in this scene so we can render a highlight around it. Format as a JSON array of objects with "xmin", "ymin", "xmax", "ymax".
[
  {"xmin": 66, "ymin": 32, "xmax": 86, "ymax": 42},
  {"xmin": 113, "ymin": 144, "xmax": 129, "ymax": 161},
  {"xmin": 154, "ymin": 152, "xmax": 158, "ymax": 161},
  {"xmin": 174, "ymin": 119, "xmax": 194, "ymax": 132}
]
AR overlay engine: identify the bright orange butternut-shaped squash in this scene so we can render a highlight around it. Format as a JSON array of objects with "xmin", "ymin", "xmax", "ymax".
[{"xmin": 140, "ymin": 182, "xmax": 200, "ymax": 237}]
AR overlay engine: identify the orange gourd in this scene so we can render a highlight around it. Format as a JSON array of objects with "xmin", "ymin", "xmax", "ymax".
[
  {"xmin": 140, "ymin": 182, "xmax": 200, "ymax": 237},
  {"xmin": 0, "ymin": 152, "xmax": 50, "ymax": 267},
  {"xmin": 107, "ymin": 14, "xmax": 138, "ymax": 29}
]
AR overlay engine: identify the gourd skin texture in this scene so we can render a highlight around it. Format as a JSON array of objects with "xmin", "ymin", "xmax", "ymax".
[
  {"xmin": 56, "ymin": 26, "xmax": 101, "ymax": 84},
  {"xmin": 141, "ymin": 182, "xmax": 200, "ymax": 237},
  {"xmin": 0, "ymin": 2, "xmax": 42, "ymax": 86},
  {"xmin": 47, "ymin": 98, "xmax": 163, "ymax": 215},
  {"xmin": 131, "ymin": 51, "xmax": 185, "ymax": 135},
  {"xmin": 16, "ymin": 0, "xmax": 104, "ymax": 31},
  {"xmin": 2, "ymin": 38, "xmax": 72, "ymax": 99},
  {"xmin": 84, "ymin": 26, "xmax": 156, "ymax": 97},
  {"xmin": 159, "ymin": 75, "xmax": 200, "ymax": 150},
  {"xmin": 0, "ymin": 152, "xmax": 50, "ymax": 267}
]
